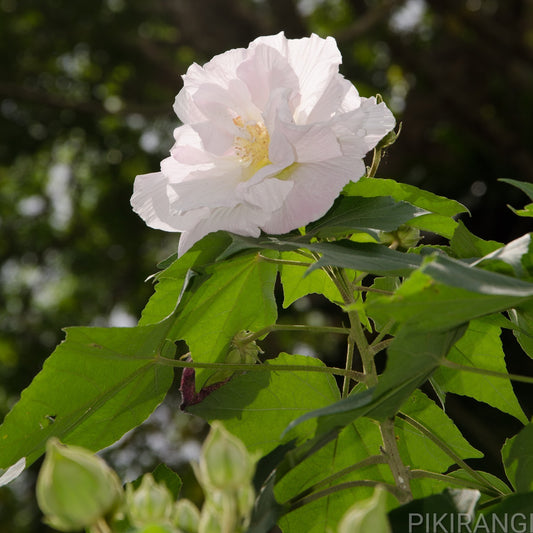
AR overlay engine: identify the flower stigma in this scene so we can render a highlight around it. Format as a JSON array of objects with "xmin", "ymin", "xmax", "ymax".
[{"xmin": 233, "ymin": 116, "xmax": 271, "ymax": 179}]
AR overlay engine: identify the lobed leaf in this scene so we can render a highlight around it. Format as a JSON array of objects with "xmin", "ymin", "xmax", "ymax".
[{"xmin": 0, "ymin": 323, "xmax": 174, "ymax": 469}]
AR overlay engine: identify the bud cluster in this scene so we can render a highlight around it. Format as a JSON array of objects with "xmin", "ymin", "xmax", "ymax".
[{"xmin": 36, "ymin": 424, "xmax": 256, "ymax": 533}]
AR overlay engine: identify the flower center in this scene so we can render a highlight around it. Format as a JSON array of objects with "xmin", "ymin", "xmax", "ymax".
[{"xmin": 233, "ymin": 116, "xmax": 271, "ymax": 179}]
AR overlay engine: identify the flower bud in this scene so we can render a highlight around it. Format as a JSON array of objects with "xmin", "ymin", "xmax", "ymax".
[
  {"xmin": 126, "ymin": 473, "xmax": 174, "ymax": 527},
  {"xmin": 36, "ymin": 438, "xmax": 123, "ymax": 532},
  {"xmin": 172, "ymin": 499, "xmax": 200, "ymax": 533},
  {"xmin": 338, "ymin": 487, "xmax": 391, "ymax": 533},
  {"xmin": 380, "ymin": 224, "xmax": 420, "ymax": 250},
  {"xmin": 197, "ymin": 423, "xmax": 254, "ymax": 491},
  {"xmin": 198, "ymin": 502, "xmax": 223, "ymax": 533}
]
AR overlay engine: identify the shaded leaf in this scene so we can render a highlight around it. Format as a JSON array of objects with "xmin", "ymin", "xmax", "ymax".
[
  {"xmin": 388, "ymin": 489, "xmax": 480, "ymax": 532},
  {"xmin": 284, "ymin": 327, "xmax": 465, "ymax": 439},
  {"xmin": 307, "ymin": 195, "xmax": 427, "ymax": 238},
  {"xmin": 187, "ymin": 353, "xmax": 340, "ymax": 455}
]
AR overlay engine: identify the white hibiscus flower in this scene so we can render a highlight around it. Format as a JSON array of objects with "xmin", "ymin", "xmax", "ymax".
[{"xmin": 131, "ymin": 32, "xmax": 395, "ymax": 256}]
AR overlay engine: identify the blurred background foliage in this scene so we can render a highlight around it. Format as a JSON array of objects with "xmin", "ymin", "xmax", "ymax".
[{"xmin": 1, "ymin": 0, "xmax": 532, "ymax": 530}]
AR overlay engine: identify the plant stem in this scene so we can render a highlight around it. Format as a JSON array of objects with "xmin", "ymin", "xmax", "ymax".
[
  {"xmin": 288, "ymin": 480, "xmax": 403, "ymax": 511},
  {"xmin": 409, "ymin": 470, "xmax": 505, "ymax": 497},
  {"xmin": 379, "ymin": 417, "xmax": 412, "ymax": 503},
  {"xmin": 257, "ymin": 254, "xmax": 312, "ymax": 268},
  {"xmin": 89, "ymin": 519, "xmax": 112, "ymax": 533},
  {"xmin": 397, "ymin": 412, "xmax": 506, "ymax": 495},
  {"xmin": 284, "ymin": 455, "xmax": 386, "ymax": 505},
  {"xmin": 156, "ymin": 356, "xmax": 366, "ymax": 381},
  {"xmin": 241, "ymin": 323, "xmax": 350, "ymax": 344},
  {"xmin": 324, "ymin": 265, "xmax": 377, "ymax": 394}
]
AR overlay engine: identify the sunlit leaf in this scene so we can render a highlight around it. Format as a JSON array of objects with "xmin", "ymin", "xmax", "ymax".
[
  {"xmin": 139, "ymin": 232, "xmax": 231, "ymax": 326},
  {"xmin": 169, "ymin": 251, "xmax": 278, "ymax": 390},
  {"xmin": 432, "ymin": 318, "xmax": 527, "ymax": 423},
  {"xmin": 450, "ymin": 221, "xmax": 502, "ymax": 259},
  {"xmin": 279, "ymin": 251, "xmax": 342, "ymax": 308},
  {"xmin": 344, "ymin": 177, "xmax": 468, "ymax": 237},
  {"xmin": 0, "ymin": 324, "xmax": 174, "ymax": 469},
  {"xmin": 502, "ymin": 423, "xmax": 533, "ymax": 492}
]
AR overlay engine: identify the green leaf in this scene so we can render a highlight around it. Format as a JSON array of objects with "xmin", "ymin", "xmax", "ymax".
[
  {"xmin": 500, "ymin": 179, "xmax": 533, "ymax": 218},
  {"xmin": 139, "ymin": 232, "xmax": 232, "ymax": 326},
  {"xmin": 344, "ymin": 177, "xmax": 467, "ymax": 217},
  {"xmin": 221, "ymin": 235, "xmax": 423, "ymax": 277},
  {"xmin": 308, "ymin": 240, "xmax": 422, "ymax": 276},
  {"xmin": 473, "ymin": 233, "xmax": 533, "ymax": 279},
  {"xmin": 284, "ymin": 327, "xmax": 465, "ymax": 439},
  {"xmin": 502, "ymin": 423, "xmax": 533, "ymax": 492},
  {"xmin": 478, "ymin": 492, "xmax": 533, "ymax": 532},
  {"xmin": 388, "ymin": 489, "xmax": 480, "ymax": 532},
  {"xmin": 367, "ymin": 254, "xmax": 533, "ymax": 333},
  {"xmin": 0, "ymin": 324, "xmax": 174, "ymax": 469},
  {"xmin": 188, "ymin": 353, "xmax": 340, "ymax": 455},
  {"xmin": 276, "ymin": 421, "xmax": 390, "ymax": 533},
  {"xmin": 306, "ymin": 195, "xmax": 427, "ymax": 238},
  {"xmin": 509, "ymin": 300, "xmax": 533, "ymax": 359},
  {"xmin": 344, "ymin": 177, "xmax": 468, "ymax": 238},
  {"xmin": 499, "ymin": 178, "xmax": 533, "ymax": 201},
  {"xmin": 279, "ymin": 251, "xmax": 342, "ymax": 308},
  {"xmin": 338, "ymin": 487, "xmax": 391, "ymax": 533},
  {"xmin": 130, "ymin": 464, "xmax": 183, "ymax": 500},
  {"xmin": 170, "ymin": 252, "xmax": 278, "ymax": 390},
  {"xmin": 450, "ymin": 221, "xmax": 502, "ymax": 259},
  {"xmin": 432, "ymin": 318, "xmax": 527, "ymax": 423},
  {"xmin": 397, "ymin": 390, "xmax": 482, "ymax": 486},
  {"xmin": 509, "ymin": 202, "xmax": 533, "ymax": 218}
]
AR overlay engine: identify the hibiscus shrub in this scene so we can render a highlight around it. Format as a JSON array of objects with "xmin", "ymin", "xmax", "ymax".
[{"xmin": 1, "ymin": 34, "xmax": 533, "ymax": 533}]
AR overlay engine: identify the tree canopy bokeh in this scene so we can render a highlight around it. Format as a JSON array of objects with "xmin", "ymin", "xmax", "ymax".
[{"xmin": 1, "ymin": 0, "xmax": 532, "ymax": 530}]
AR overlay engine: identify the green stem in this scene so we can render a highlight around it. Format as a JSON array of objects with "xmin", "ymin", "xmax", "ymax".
[
  {"xmin": 88, "ymin": 519, "xmax": 112, "ymax": 533},
  {"xmin": 257, "ymin": 254, "xmax": 312, "ymax": 268},
  {"xmin": 156, "ymin": 356, "xmax": 366, "ymax": 381},
  {"xmin": 342, "ymin": 337, "xmax": 355, "ymax": 398},
  {"xmin": 324, "ymin": 265, "xmax": 377, "ymax": 393},
  {"xmin": 241, "ymin": 323, "xmax": 350, "ymax": 344},
  {"xmin": 409, "ymin": 470, "xmax": 505, "ymax": 497},
  {"xmin": 288, "ymin": 480, "xmax": 403, "ymax": 511},
  {"xmin": 380, "ymin": 418, "xmax": 412, "ymax": 504},
  {"xmin": 397, "ymin": 413, "xmax": 505, "ymax": 495},
  {"xmin": 367, "ymin": 147, "xmax": 383, "ymax": 178},
  {"xmin": 284, "ymin": 455, "xmax": 386, "ymax": 506},
  {"xmin": 442, "ymin": 360, "xmax": 533, "ymax": 385},
  {"xmin": 369, "ymin": 338, "xmax": 393, "ymax": 356}
]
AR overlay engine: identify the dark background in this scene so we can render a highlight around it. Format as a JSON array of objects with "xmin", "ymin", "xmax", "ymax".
[{"xmin": 1, "ymin": 0, "xmax": 532, "ymax": 530}]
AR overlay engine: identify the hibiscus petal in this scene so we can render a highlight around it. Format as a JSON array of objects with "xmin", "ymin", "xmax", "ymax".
[{"xmin": 260, "ymin": 157, "xmax": 365, "ymax": 234}]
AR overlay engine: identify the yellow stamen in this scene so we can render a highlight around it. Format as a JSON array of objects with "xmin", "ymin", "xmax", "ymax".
[{"xmin": 233, "ymin": 116, "xmax": 271, "ymax": 179}]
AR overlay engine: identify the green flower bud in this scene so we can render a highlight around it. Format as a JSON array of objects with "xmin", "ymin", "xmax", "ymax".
[
  {"xmin": 172, "ymin": 499, "xmax": 200, "ymax": 533},
  {"xmin": 338, "ymin": 487, "xmax": 391, "ymax": 533},
  {"xmin": 379, "ymin": 224, "xmax": 420, "ymax": 250},
  {"xmin": 198, "ymin": 503, "xmax": 222, "ymax": 533},
  {"xmin": 126, "ymin": 474, "xmax": 174, "ymax": 527},
  {"xmin": 236, "ymin": 485, "xmax": 255, "ymax": 520},
  {"xmin": 36, "ymin": 438, "xmax": 123, "ymax": 532},
  {"xmin": 197, "ymin": 423, "xmax": 254, "ymax": 491}
]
